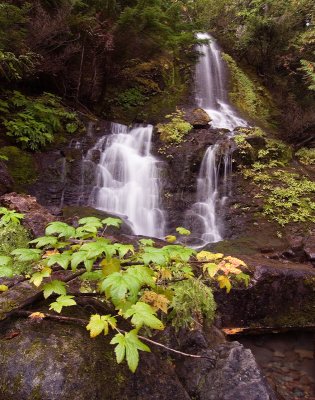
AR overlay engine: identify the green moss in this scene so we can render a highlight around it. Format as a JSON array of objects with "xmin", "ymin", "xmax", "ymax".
[
  {"xmin": 222, "ymin": 53, "xmax": 277, "ymax": 128},
  {"xmin": 156, "ymin": 109, "xmax": 192, "ymax": 143},
  {"xmin": 296, "ymin": 147, "xmax": 315, "ymax": 165},
  {"xmin": 0, "ymin": 146, "xmax": 37, "ymax": 187}
]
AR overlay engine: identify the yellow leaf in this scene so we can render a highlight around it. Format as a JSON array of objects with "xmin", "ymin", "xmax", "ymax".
[
  {"xmin": 159, "ymin": 268, "xmax": 172, "ymax": 280},
  {"xmin": 42, "ymin": 249, "xmax": 60, "ymax": 259},
  {"xmin": 29, "ymin": 312, "xmax": 45, "ymax": 320},
  {"xmin": 140, "ymin": 291, "xmax": 170, "ymax": 313},
  {"xmin": 165, "ymin": 235, "xmax": 177, "ymax": 243},
  {"xmin": 0, "ymin": 284, "xmax": 8, "ymax": 292},
  {"xmin": 197, "ymin": 251, "xmax": 224, "ymax": 262},
  {"xmin": 217, "ymin": 275, "xmax": 232, "ymax": 293},
  {"xmin": 203, "ymin": 262, "xmax": 219, "ymax": 278},
  {"xmin": 100, "ymin": 258, "xmax": 121, "ymax": 277}
]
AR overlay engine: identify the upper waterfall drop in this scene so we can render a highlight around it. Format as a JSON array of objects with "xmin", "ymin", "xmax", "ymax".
[
  {"xmin": 88, "ymin": 123, "xmax": 166, "ymax": 238},
  {"xmin": 195, "ymin": 33, "xmax": 247, "ymax": 130}
]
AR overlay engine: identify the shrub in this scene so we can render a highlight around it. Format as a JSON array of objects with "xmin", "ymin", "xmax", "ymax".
[
  {"xmin": 296, "ymin": 147, "xmax": 315, "ymax": 165},
  {"xmin": 157, "ymin": 109, "xmax": 192, "ymax": 143}
]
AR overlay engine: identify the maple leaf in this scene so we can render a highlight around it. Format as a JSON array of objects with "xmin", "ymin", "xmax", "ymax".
[
  {"xmin": 110, "ymin": 330, "xmax": 150, "ymax": 372},
  {"xmin": 29, "ymin": 267, "xmax": 52, "ymax": 287},
  {"xmin": 30, "ymin": 236, "xmax": 58, "ymax": 248},
  {"xmin": 11, "ymin": 248, "xmax": 42, "ymax": 262},
  {"xmin": 42, "ymin": 280, "xmax": 67, "ymax": 299},
  {"xmin": 176, "ymin": 227, "xmax": 191, "ymax": 235},
  {"xmin": 124, "ymin": 301, "xmax": 164, "ymax": 330},
  {"xmin": 86, "ymin": 314, "xmax": 117, "ymax": 338},
  {"xmin": 49, "ymin": 295, "xmax": 76, "ymax": 313},
  {"xmin": 45, "ymin": 222, "xmax": 76, "ymax": 239},
  {"xmin": 197, "ymin": 251, "xmax": 224, "ymax": 262},
  {"xmin": 165, "ymin": 235, "xmax": 177, "ymax": 243},
  {"xmin": 100, "ymin": 272, "xmax": 141, "ymax": 307},
  {"xmin": 46, "ymin": 252, "xmax": 72, "ymax": 270},
  {"xmin": 217, "ymin": 275, "xmax": 232, "ymax": 293},
  {"xmin": 142, "ymin": 247, "xmax": 166, "ymax": 265},
  {"xmin": 203, "ymin": 262, "xmax": 219, "ymax": 278},
  {"xmin": 100, "ymin": 258, "xmax": 121, "ymax": 277},
  {"xmin": 102, "ymin": 217, "xmax": 122, "ymax": 228}
]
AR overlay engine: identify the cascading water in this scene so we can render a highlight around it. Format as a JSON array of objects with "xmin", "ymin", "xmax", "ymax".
[
  {"xmin": 195, "ymin": 33, "xmax": 247, "ymax": 130},
  {"xmin": 189, "ymin": 33, "xmax": 247, "ymax": 245},
  {"xmin": 88, "ymin": 123, "xmax": 166, "ymax": 238}
]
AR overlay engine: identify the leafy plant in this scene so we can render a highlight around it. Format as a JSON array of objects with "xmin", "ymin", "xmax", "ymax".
[
  {"xmin": 157, "ymin": 109, "xmax": 192, "ymax": 143},
  {"xmin": 2, "ymin": 215, "xmax": 249, "ymax": 372},
  {"xmin": 296, "ymin": 147, "xmax": 315, "ymax": 165},
  {"xmin": 0, "ymin": 91, "xmax": 79, "ymax": 151}
]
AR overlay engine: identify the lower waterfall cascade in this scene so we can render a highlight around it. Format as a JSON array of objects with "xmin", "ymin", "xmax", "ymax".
[{"xmin": 88, "ymin": 123, "xmax": 166, "ymax": 238}]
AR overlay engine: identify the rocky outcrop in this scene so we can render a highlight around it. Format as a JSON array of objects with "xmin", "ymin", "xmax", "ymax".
[
  {"xmin": 0, "ymin": 193, "xmax": 55, "ymax": 237},
  {"xmin": 0, "ymin": 161, "xmax": 13, "ymax": 196},
  {"xmin": 185, "ymin": 108, "xmax": 211, "ymax": 128}
]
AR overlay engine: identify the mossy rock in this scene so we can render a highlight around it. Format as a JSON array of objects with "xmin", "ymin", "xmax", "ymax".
[{"xmin": 0, "ymin": 146, "xmax": 37, "ymax": 189}]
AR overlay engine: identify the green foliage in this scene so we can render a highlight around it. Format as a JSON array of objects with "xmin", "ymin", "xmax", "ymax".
[
  {"xmin": 0, "ymin": 91, "xmax": 79, "ymax": 151},
  {"xmin": 0, "ymin": 207, "xmax": 24, "ymax": 226},
  {"xmin": 157, "ymin": 109, "xmax": 192, "ymax": 143},
  {"xmin": 116, "ymin": 88, "xmax": 147, "ymax": 110},
  {"xmin": 296, "ymin": 147, "xmax": 315, "ymax": 165},
  {"xmin": 299, "ymin": 58, "xmax": 315, "ymax": 91},
  {"xmin": 169, "ymin": 279, "xmax": 216, "ymax": 330},
  {"xmin": 3, "ymin": 215, "xmax": 249, "ymax": 372},
  {"xmin": 222, "ymin": 53, "xmax": 275, "ymax": 127},
  {"xmin": 0, "ymin": 146, "xmax": 37, "ymax": 186},
  {"xmin": 0, "ymin": 221, "xmax": 30, "ymax": 275}
]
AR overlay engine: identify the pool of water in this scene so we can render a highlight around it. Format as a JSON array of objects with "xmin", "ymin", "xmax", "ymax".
[{"xmin": 238, "ymin": 332, "xmax": 315, "ymax": 399}]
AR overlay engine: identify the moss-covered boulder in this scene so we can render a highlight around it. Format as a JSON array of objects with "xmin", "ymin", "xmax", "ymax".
[{"xmin": 0, "ymin": 146, "xmax": 37, "ymax": 189}]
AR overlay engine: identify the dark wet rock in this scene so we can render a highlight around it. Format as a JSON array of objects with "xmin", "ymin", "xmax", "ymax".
[
  {"xmin": 245, "ymin": 135, "xmax": 266, "ymax": 150},
  {"xmin": 0, "ymin": 316, "xmax": 190, "ymax": 400},
  {"xmin": 304, "ymin": 230, "xmax": 315, "ymax": 262},
  {"xmin": 0, "ymin": 192, "xmax": 55, "ymax": 237},
  {"xmin": 175, "ymin": 329, "xmax": 276, "ymax": 400},
  {"xmin": 214, "ymin": 256, "xmax": 315, "ymax": 328},
  {"xmin": 185, "ymin": 108, "xmax": 211, "ymax": 128},
  {"xmin": 0, "ymin": 161, "xmax": 13, "ymax": 196}
]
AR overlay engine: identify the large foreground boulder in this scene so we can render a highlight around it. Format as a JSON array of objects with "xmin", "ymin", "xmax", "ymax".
[{"xmin": 185, "ymin": 108, "xmax": 211, "ymax": 128}]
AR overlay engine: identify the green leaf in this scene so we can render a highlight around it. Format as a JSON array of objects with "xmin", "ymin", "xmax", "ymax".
[
  {"xmin": 80, "ymin": 239, "xmax": 116, "ymax": 259},
  {"xmin": 30, "ymin": 267, "xmax": 52, "ymax": 287},
  {"xmin": 176, "ymin": 227, "xmax": 191, "ymax": 236},
  {"xmin": 203, "ymin": 263, "xmax": 219, "ymax": 278},
  {"xmin": 100, "ymin": 272, "xmax": 141, "ymax": 307},
  {"xmin": 86, "ymin": 314, "xmax": 117, "ymax": 337},
  {"xmin": 80, "ymin": 271, "xmax": 103, "ymax": 281},
  {"xmin": 142, "ymin": 247, "xmax": 166, "ymax": 265},
  {"xmin": 71, "ymin": 251, "xmax": 88, "ymax": 271},
  {"xmin": 235, "ymin": 272, "xmax": 250, "ymax": 287},
  {"xmin": 45, "ymin": 222, "xmax": 76, "ymax": 239},
  {"xmin": 163, "ymin": 245, "xmax": 195, "ymax": 262},
  {"xmin": 139, "ymin": 238, "xmax": 155, "ymax": 247},
  {"xmin": 110, "ymin": 330, "xmax": 150, "ymax": 372},
  {"xmin": 0, "ymin": 265, "xmax": 13, "ymax": 278},
  {"xmin": 0, "ymin": 255, "xmax": 12, "ymax": 266},
  {"xmin": 43, "ymin": 280, "xmax": 67, "ymax": 299},
  {"xmin": 102, "ymin": 217, "xmax": 122, "ymax": 228},
  {"xmin": 78, "ymin": 217, "xmax": 102, "ymax": 227},
  {"xmin": 124, "ymin": 302, "xmax": 164, "ymax": 330},
  {"xmin": 49, "ymin": 295, "xmax": 76, "ymax": 313},
  {"xmin": 29, "ymin": 236, "xmax": 58, "ymax": 248},
  {"xmin": 11, "ymin": 248, "xmax": 42, "ymax": 262},
  {"xmin": 126, "ymin": 265, "xmax": 155, "ymax": 288},
  {"xmin": 114, "ymin": 243, "xmax": 134, "ymax": 259},
  {"xmin": 46, "ymin": 252, "xmax": 72, "ymax": 270}
]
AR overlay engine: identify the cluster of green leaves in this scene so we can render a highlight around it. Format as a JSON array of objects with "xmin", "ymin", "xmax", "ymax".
[
  {"xmin": 157, "ymin": 109, "xmax": 192, "ymax": 143},
  {"xmin": 0, "ymin": 215, "xmax": 249, "ymax": 372},
  {"xmin": 295, "ymin": 147, "xmax": 315, "ymax": 165},
  {"xmin": 0, "ymin": 208, "xmax": 30, "ymax": 277},
  {"xmin": 0, "ymin": 91, "xmax": 79, "ymax": 150}
]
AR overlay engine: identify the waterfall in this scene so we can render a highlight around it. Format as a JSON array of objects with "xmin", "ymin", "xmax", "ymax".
[
  {"xmin": 189, "ymin": 33, "xmax": 247, "ymax": 245},
  {"xmin": 195, "ymin": 33, "xmax": 247, "ymax": 130},
  {"xmin": 88, "ymin": 123, "xmax": 166, "ymax": 238}
]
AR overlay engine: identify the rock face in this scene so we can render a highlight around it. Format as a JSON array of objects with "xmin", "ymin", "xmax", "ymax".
[
  {"xmin": 0, "ymin": 161, "xmax": 13, "ymax": 196},
  {"xmin": 304, "ymin": 230, "xmax": 315, "ymax": 263},
  {"xmin": 0, "ymin": 192, "xmax": 55, "ymax": 237},
  {"xmin": 0, "ymin": 312, "xmax": 275, "ymax": 400},
  {"xmin": 185, "ymin": 108, "xmax": 211, "ymax": 128}
]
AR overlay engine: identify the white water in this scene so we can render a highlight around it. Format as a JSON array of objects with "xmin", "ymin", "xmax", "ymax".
[
  {"xmin": 88, "ymin": 123, "xmax": 166, "ymax": 238},
  {"xmin": 190, "ymin": 33, "xmax": 247, "ymax": 245},
  {"xmin": 195, "ymin": 33, "xmax": 247, "ymax": 130}
]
